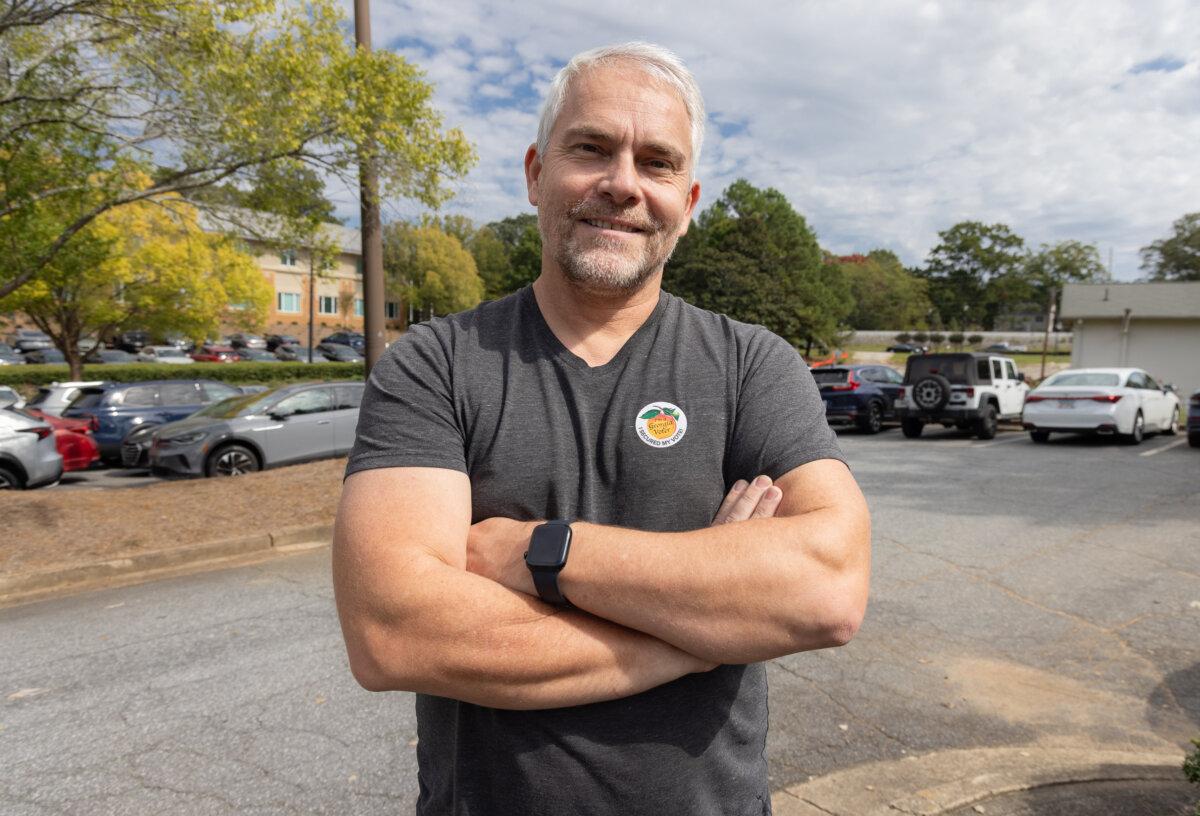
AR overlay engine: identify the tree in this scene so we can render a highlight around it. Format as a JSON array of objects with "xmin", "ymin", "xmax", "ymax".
[
  {"xmin": 382, "ymin": 223, "xmax": 484, "ymax": 321},
  {"xmin": 469, "ymin": 214, "xmax": 542, "ymax": 299},
  {"xmin": 665, "ymin": 179, "xmax": 851, "ymax": 352},
  {"xmin": 1140, "ymin": 213, "xmax": 1200, "ymax": 282},
  {"xmin": 0, "ymin": 191, "xmax": 271, "ymax": 379},
  {"xmin": 1023, "ymin": 240, "xmax": 1109, "ymax": 321},
  {"xmin": 920, "ymin": 222, "xmax": 1026, "ymax": 330},
  {"xmin": 829, "ymin": 250, "xmax": 932, "ymax": 330},
  {"xmin": 0, "ymin": 0, "xmax": 475, "ymax": 300}
]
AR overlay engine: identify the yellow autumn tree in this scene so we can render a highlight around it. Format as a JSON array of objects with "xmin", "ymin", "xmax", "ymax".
[
  {"xmin": 0, "ymin": 185, "xmax": 270, "ymax": 379},
  {"xmin": 382, "ymin": 223, "xmax": 484, "ymax": 322}
]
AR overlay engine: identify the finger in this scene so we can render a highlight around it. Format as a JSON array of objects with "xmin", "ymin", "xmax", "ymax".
[
  {"xmin": 725, "ymin": 475, "xmax": 772, "ymax": 523},
  {"xmin": 712, "ymin": 479, "xmax": 749, "ymax": 524},
  {"xmin": 750, "ymin": 486, "xmax": 782, "ymax": 519}
]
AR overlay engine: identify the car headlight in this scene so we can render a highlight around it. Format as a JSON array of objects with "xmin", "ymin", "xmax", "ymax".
[{"xmin": 161, "ymin": 430, "xmax": 207, "ymax": 446}]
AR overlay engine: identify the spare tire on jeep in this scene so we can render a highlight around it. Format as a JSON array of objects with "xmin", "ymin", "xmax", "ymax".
[{"xmin": 912, "ymin": 374, "xmax": 952, "ymax": 411}]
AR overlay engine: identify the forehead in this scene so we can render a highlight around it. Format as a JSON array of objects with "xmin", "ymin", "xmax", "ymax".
[{"xmin": 552, "ymin": 62, "xmax": 691, "ymax": 154}]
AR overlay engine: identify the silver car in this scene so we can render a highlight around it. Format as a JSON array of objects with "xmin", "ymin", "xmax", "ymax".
[
  {"xmin": 0, "ymin": 407, "xmax": 64, "ymax": 489},
  {"xmin": 23, "ymin": 381, "xmax": 107, "ymax": 417},
  {"xmin": 148, "ymin": 381, "xmax": 363, "ymax": 477}
]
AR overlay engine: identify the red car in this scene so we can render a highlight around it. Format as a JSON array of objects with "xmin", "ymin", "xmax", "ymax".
[
  {"xmin": 191, "ymin": 344, "xmax": 239, "ymax": 363},
  {"xmin": 23, "ymin": 409, "xmax": 99, "ymax": 472}
]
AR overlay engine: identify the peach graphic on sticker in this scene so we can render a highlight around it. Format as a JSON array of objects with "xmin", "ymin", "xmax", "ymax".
[{"xmin": 635, "ymin": 402, "xmax": 687, "ymax": 448}]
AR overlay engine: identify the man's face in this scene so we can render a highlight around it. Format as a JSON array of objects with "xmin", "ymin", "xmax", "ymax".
[{"xmin": 526, "ymin": 61, "xmax": 701, "ymax": 294}]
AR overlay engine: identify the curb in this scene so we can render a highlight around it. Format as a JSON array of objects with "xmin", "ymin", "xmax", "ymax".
[
  {"xmin": 771, "ymin": 746, "xmax": 1185, "ymax": 815},
  {"xmin": 0, "ymin": 523, "xmax": 333, "ymax": 607}
]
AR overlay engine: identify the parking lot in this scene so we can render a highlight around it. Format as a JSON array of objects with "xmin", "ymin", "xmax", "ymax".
[{"xmin": 3, "ymin": 424, "xmax": 1197, "ymax": 814}]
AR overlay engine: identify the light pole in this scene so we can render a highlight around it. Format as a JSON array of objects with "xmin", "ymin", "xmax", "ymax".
[{"xmin": 354, "ymin": 0, "xmax": 386, "ymax": 372}]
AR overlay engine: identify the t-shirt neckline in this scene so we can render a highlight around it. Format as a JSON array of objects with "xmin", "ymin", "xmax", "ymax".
[{"xmin": 522, "ymin": 285, "xmax": 669, "ymax": 376}]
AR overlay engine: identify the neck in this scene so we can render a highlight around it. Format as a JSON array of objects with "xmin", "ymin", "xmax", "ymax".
[{"xmin": 531, "ymin": 270, "xmax": 662, "ymax": 367}]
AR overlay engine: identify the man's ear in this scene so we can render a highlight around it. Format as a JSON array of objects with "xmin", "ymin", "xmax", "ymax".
[
  {"xmin": 678, "ymin": 180, "xmax": 701, "ymax": 237},
  {"xmin": 524, "ymin": 144, "xmax": 541, "ymax": 206}
]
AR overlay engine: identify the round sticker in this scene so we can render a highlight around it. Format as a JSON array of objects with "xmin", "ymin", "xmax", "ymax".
[{"xmin": 635, "ymin": 402, "xmax": 688, "ymax": 448}]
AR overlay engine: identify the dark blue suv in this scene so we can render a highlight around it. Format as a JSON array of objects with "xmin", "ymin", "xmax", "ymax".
[
  {"xmin": 62, "ymin": 379, "xmax": 245, "ymax": 463},
  {"xmin": 1188, "ymin": 388, "xmax": 1199, "ymax": 449},
  {"xmin": 813, "ymin": 364, "xmax": 904, "ymax": 434}
]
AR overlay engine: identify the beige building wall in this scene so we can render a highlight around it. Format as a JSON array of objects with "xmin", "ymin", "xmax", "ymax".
[{"xmin": 1071, "ymin": 318, "xmax": 1200, "ymax": 398}]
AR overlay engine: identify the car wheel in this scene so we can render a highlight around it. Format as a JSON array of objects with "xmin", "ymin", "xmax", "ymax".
[
  {"xmin": 1121, "ymin": 411, "xmax": 1144, "ymax": 445},
  {"xmin": 901, "ymin": 418, "xmax": 923, "ymax": 438},
  {"xmin": 0, "ymin": 464, "xmax": 24, "ymax": 490},
  {"xmin": 205, "ymin": 444, "xmax": 261, "ymax": 477},
  {"xmin": 1162, "ymin": 409, "xmax": 1178, "ymax": 436},
  {"xmin": 1030, "ymin": 430, "xmax": 1051, "ymax": 443},
  {"xmin": 974, "ymin": 403, "xmax": 998, "ymax": 440},
  {"xmin": 857, "ymin": 401, "xmax": 884, "ymax": 435}
]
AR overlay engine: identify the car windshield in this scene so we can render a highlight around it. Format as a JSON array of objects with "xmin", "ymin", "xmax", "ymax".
[
  {"xmin": 192, "ymin": 391, "xmax": 281, "ymax": 418},
  {"xmin": 811, "ymin": 368, "xmax": 850, "ymax": 384},
  {"xmin": 907, "ymin": 356, "xmax": 974, "ymax": 385},
  {"xmin": 1042, "ymin": 372, "xmax": 1121, "ymax": 387},
  {"xmin": 159, "ymin": 348, "xmax": 187, "ymax": 357}
]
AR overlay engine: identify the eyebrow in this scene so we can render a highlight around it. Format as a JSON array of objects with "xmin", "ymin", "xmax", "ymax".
[{"xmin": 561, "ymin": 126, "xmax": 687, "ymax": 167}]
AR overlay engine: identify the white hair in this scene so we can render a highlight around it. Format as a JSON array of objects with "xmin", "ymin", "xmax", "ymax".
[{"xmin": 535, "ymin": 42, "xmax": 706, "ymax": 176}]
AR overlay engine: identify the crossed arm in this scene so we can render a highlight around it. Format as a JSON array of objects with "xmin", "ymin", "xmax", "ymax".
[{"xmin": 332, "ymin": 460, "xmax": 870, "ymax": 710}]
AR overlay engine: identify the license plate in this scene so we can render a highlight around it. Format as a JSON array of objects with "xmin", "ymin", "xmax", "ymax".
[{"xmin": 1057, "ymin": 400, "xmax": 1076, "ymax": 409}]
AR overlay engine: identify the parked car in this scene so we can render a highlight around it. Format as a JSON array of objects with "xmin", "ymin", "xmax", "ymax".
[
  {"xmin": 0, "ymin": 342, "xmax": 25, "ymax": 365},
  {"xmin": 275, "ymin": 345, "xmax": 327, "ymax": 363},
  {"xmin": 234, "ymin": 348, "xmax": 281, "ymax": 363},
  {"xmin": 83, "ymin": 348, "xmax": 138, "ymax": 365},
  {"xmin": 886, "ymin": 343, "xmax": 926, "ymax": 354},
  {"xmin": 895, "ymin": 352, "xmax": 1029, "ymax": 439},
  {"xmin": 320, "ymin": 331, "xmax": 365, "ymax": 353},
  {"xmin": 61, "ymin": 378, "xmax": 245, "ymax": 463},
  {"xmin": 1188, "ymin": 389, "xmax": 1200, "ymax": 449},
  {"xmin": 22, "ymin": 347, "xmax": 65, "ymax": 365},
  {"xmin": 148, "ymin": 381, "xmax": 365, "ymax": 477},
  {"xmin": 813, "ymin": 364, "xmax": 904, "ymax": 434},
  {"xmin": 160, "ymin": 332, "xmax": 193, "ymax": 351},
  {"xmin": 983, "ymin": 342, "xmax": 1028, "ymax": 353},
  {"xmin": 265, "ymin": 334, "xmax": 301, "ymax": 352},
  {"xmin": 190, "ymin": 344, "xmax": 239, "ymax": 363},
  {"xmin": 0, "ymin": 406, "xmax": 63, "ymax": 489},
  {"xmin": 317, "ymin": 342, "xmax": 365, "ymax": 363},
  {"xmin": 7, "ymin": 329, "xmax": 53, "ymax": 353},
  {"xmin": 1022, "ymin": 368, "xmax": 1181, "ymax": 445},
  {"xmin": 23, "ymin": 381, "xmax": 106, "ymax": 417},
  {"xmin": 0, "ymin": 386, "xmax": 24, "ymax": 409},
  {"xmin": 137, "ymin": 345, "xmax": 196, "ymax": 365},
  {"xmin": 227, "ymin": 333, "xmax": 267, "ymax": 350},
  {"xmin": 114, "ymin": 330, "xmax": 151, "ymax": 353},
  {"xmin": 23, "ymin": 408, "xmax": 100, "ymax": 472}
]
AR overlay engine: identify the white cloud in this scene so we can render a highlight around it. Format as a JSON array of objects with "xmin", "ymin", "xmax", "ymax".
[{"xmin": 337, "ymin": 0, "xmax": 1199, "ymax": 279}]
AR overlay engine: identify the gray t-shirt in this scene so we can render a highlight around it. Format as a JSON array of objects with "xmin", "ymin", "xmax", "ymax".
[{"xmin": 347, "ymin": 286, "xmax": 843, "ymax": 816}]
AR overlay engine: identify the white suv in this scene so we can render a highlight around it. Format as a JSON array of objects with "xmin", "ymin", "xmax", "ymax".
[{"xmin": 895, "ymin": 353, "xmax": 1029, "ymax": 439}]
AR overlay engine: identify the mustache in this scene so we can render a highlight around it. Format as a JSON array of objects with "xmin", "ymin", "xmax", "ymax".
[{"xmin": 567, "ymin": 200, "xmax": 663, "ymax": 232}]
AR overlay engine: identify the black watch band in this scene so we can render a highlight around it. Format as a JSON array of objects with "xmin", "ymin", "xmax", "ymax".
[{"xmin": 532, "ymin": 567, "xmax": 571, "ymax": 606}]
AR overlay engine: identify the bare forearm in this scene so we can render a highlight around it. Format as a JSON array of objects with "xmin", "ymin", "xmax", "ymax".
[{"xmin": 335, "ymin": 555, "xmax": 712, "ymax": 710}]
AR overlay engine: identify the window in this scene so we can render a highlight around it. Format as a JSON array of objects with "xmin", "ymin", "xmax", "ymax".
[
  {"xmin": 201, "ymin": 382, "xmax": 241, "ymax": 403},
  {"xmin": 160, "ymin": 383, "xmax": 201, "ymax": 405},
  {"xmin": 318, "ymin": 295, "xmax": 337, "ymax": 315},
  {"xmin": 354, "ymin": 298, "xmax": 363, "ymax": 317},
  {"xmin": 385, "ymin": 301, "xmax": 399, "ymax": 319},
  {"xmin": 882, "ymin": 368, "xmax": 903, "ymax": 384},
  {"xmin": 273, "ymin": 388, "xmax": 333, "ymax": 416},
  {"xmin": 277, "ymin": 292, "xmax": 301, "ymax": 313},
  {"xmin": 121, "ymin": 385, "xmax": 159, "ymax": 407},
  {"xmin": 355, "ymin": 258, "xmax": 363, "ymax": 276},
  {"xmin": 335, "ymin": 384, "xmax": 364, "ymax": 409},
  {"xmin": 1004, "ymin": 361, "xmax": 1018, "ymax": 381},
  {"xmin": 991, "ymin": 360, "xmax": 1004, "ymax": 380},
  {"xmin": 1126, "ymin": 372, "xmax": 1149, "ymax": 389},
  {"xmin": 280, "ymin": 249, "xmax": 298, "ymax": 266}
]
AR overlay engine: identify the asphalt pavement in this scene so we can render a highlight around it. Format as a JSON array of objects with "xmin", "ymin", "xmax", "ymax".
[{"xmin": 2, "ymin": 426, "xmax": 1198, "ymax": 814}]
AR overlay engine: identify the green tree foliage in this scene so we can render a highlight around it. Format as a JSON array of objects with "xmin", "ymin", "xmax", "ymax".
[
  {"xmin": 920, "ymin": 222, "xmax": 1026, "ymax": 330},
  {"xmin": 0, "ymin": 0, "xmax": 475, "ymax": 300},
  {"xmin": 665, "ymin": 179, "xmax": 851, "ymax": 351},
  {"xmin": 382, "ymin": 222, "xmax": 484, "ymax": 320},
  {"xmin": 1140, "ymin": 213, "xmax": 1200, "ymax": 282},
  {"xmin": 0, "ymin": 190, "xmax": 270, "ymax": 380},
  {"xmin": 828, "ymin": 250, "xmax": 932, "ymax": 330},
  {"xmin": 470, "ymin": 214, "xmax": 542, "ymax": 299},
  {"xmin": 1023, "ymin": 239, "xmax": 1109, "ymax": 317}
]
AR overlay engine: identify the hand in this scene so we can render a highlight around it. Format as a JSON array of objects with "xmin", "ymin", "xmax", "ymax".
[
  {"xmin": 466, "ymin": 516, "xmax": 538, "ymax": 595},
  {"xmin": 711, "ymin": 475, "xmax": 782, "ymax": 525}
]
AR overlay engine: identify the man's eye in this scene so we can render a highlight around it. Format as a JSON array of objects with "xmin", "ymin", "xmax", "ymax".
[
  {"xmin": 577, "ymin": 143, "xmax": 602, "ymax": 153},
  {"xmin": 645, "ymin": 159, "xmax": 673, "ymax": 171}
]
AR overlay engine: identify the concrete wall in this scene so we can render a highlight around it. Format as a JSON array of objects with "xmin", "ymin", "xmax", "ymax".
[{"xmin": 1071, "ymin": 318, "xmax": 1200, "ymax": 398}]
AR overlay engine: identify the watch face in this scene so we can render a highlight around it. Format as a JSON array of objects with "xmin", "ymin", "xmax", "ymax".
[{"xmin": 527, "ymin": 523, "xmax": 571, "ymax": 568}]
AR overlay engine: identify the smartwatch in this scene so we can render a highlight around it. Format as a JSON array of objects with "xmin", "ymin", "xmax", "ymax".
[{"xmin": 524, "ymin": 520, "xmax": 573, "ymax": 606}]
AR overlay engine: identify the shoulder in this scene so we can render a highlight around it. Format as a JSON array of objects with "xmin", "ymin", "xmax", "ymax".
[{"xmin": 663, "ymin": 292, "xmax": 799, "ymax": 373}]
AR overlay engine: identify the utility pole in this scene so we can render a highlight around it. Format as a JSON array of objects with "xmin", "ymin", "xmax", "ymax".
[
  {"xmin": 354, "ymin": 0, "xmax": 386, "ymax": 372},
  {"xmin": 1039, "ymin": 287, "xmax": 1056, "ymax": 380}
]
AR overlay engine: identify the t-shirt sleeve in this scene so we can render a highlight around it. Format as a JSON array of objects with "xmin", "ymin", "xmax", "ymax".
[
  {"xmin": 344, "ymin": 323, "xmax": 467, "ymax": 479},
  {"xmin": 725, "ymin": 329, "xmax": 845, "ymax": 484}
]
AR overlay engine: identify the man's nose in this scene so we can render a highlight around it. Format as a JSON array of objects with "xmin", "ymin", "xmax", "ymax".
[{"xmin": 595, "ymin": 151, "xmax": 641, "ymax": 206}]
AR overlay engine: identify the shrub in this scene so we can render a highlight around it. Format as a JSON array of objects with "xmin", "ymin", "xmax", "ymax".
[
  {"xmin": 1184, "ymin": 738, "xmax": 1200, "ymax": 815},
  {"xmin": 912, "ymin": 331, "xmax": 928, "ymax": 343},
  {"xmin": 968, "ymin": 334, "xmax": 984, "ymax": 346},
  {"xmin": 0, "ymin": 361, "xmax": 364, "ymax": 388},
  {"xmin": 929, "ymin": 332, "xmax": 945, "ymax": 346},
  {"xmin": 895, "ymin": 332, "xmax": 913, "ymax": 344},
  {"xmin": 948, "ymin": 332, "xmax": 965, "ymax": 347}
]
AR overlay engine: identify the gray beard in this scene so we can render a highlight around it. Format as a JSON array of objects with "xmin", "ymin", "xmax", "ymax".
[{"xmin": 543, "ymin": 206, "xmax": 680, "ymax": 295}]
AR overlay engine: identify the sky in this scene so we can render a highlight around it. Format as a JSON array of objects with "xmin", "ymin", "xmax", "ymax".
[{"xmin": 332, "ymin": 0, "xmax": 1199, "ymax": 281}]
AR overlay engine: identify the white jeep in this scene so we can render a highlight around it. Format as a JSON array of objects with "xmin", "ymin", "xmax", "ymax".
[{"xmin": 895, "ymin": 352, "xmax": 1029, "ymax": 439}]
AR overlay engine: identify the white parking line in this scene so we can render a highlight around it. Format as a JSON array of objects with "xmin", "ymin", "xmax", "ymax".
[
  {"xmin": 1139, "ymin": 437, "xmax": 1190, "ymax": 457},
  {"xmin": 972, "ymin": 433, "xmax": 1029, "ymax": 448}
]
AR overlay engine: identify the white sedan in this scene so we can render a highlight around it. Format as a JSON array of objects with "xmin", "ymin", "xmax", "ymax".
[
  {"xmin": 1022, "ymin": 367, "xmax": 1180, "ymax": 444},
  {"xmin": 137, "ymin": 345, "xmax": 195, "ymax": 365}
]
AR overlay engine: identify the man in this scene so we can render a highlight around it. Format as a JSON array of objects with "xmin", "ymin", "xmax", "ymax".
[{"xmin": 333, "ymin": 42, "xmax": 870, "ymax": 815}]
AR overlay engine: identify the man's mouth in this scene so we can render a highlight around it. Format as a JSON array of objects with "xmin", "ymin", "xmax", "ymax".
[{"xmin": 581, "ymin": 218, "xmax": 643, "ymax": 234}]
